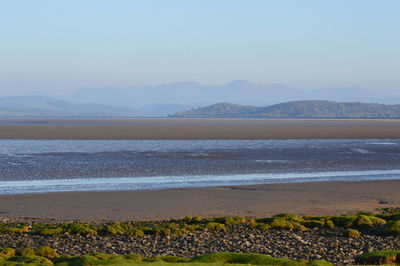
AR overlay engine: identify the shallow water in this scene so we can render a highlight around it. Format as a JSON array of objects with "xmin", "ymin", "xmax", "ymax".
[{"xmin": 0, "ymin": 139, "xmax": 399, "ymax": 194}]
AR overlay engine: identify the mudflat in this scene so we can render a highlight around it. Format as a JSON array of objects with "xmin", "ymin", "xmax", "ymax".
[
  {"xmin": 0, "ymin": 180, "xmax": 399, "ymax": 221},
  {"xmin": 0, "ymin": 118, "xmax": 400, "ymax": 139}
]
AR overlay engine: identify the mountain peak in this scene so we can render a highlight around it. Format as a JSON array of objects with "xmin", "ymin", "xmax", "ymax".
[{"xmin": 226, "ymin": 79, "xmax": 260, "ymax": 87}]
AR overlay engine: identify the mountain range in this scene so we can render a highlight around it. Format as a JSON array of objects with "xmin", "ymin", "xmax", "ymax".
[
  {"xmin": 59, "ymin": 80, "xmax": 399, "ymax": 116},
  {"xmin": 172, "ymin": 101, "xmax": 400, "ymax": 119},
  {"xmin": 1, "ymin": 80, "xmax": 399, "ymax": 117},
  {"xmin": 0, "ymin": 96, "xmax": 138, "ymax": 117}
]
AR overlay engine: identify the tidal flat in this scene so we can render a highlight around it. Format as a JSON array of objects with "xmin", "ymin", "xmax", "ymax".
[
  {"xmin": 1, "ymin": 118, "xmax": 400, "ymax": 139},
  {"xmin": 1, "ymin": 119, "xmax": 400, "ymax": 265}
]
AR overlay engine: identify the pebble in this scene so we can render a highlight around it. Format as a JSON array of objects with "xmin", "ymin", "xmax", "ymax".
[{"xmin": 0, "ymin": 226, "xmax": 399, "ymax": 265}]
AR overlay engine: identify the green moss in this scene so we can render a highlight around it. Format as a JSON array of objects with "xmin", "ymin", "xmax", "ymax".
[
  {"xmin": 343, "ymin": 229, "xmax": 360, "ymax": 238},
  {"xmin": 383, "ymin": 220, "xmax": 400, "ymax": 235},
  {"xmin": 191, "ymin": 252, "xmax": 323, "ymax": 265},
  {"xmin": 0, "ymin": 248, "xmax": 15, "ymax": 259},
  {"xmin": 354, "ymin": 250, "xmax": 400, "ymax": 265},
  {"xmin": 380, "ymin": 212, "xmax": 400, "ymax": 222},
  {"xmin": 0, "ymin": 211, "xmax": 398, "ymax": 239},
  {"xmin": 248, "ymin": 222, "xmax": 259, "ymax": 229},
  {"xmin": 53, "ymin": 253, "xmax": 141, "ymax": 265},
  {"xmin": 329, "ymin": 215, "xmax": 357, "ymax": 227},
  {"xmin": 183, "ymin": 224, "xmax": 203, "ymax": 231},
  {"xmin": 324, "ymin": 220, "xmax": 335, "ymax": 229},
  {"xmin": 192, "ymin": 216, "xmax": 202, "ymax": 222},
  {"xmin": 155, "ymin": 228, "xmax": 171, "ymax": 236},
  {"xmin": 38, "ymin": 227, "xmax": 63, "ymax": 236},
  {"xmin": 205, "ymin": 222, "xmax": 226, "ymax": 231},
  {"xmin": 4, "ymin": 225, "xmax": 29, "ymax": 234},
  {"xmin": 171, "ymin": 228, "xmax": 188, "ymax": 236},
  {"xmin": 269, "ymin": 218, "xmax": 306, "ymax": 231},
  {"xmin": 273, "ymin": 214, "xmax": 304, "ymax": 223},
  {"xmin": 307, "ymin": 260, "xmax": 334, "ymax": 266},
  {"xmin": 5, "ymin": 255, "xmax": 53, "ymax": 265},
  {"xmin": 0, "ymin": 251, "xmax": 335, "ymax": 265},
  {"xmin": 183, "ymin": 216, "xmax": 193, "ymax": 223},
  {"xmin": 358, "ymin": 211, "xmax": 374, "ymax": 216},
  {"xmin": 211, "ymin": 217, "xmax": 235, "ymax": 224},
  {"xmin": 232, "ymin": 216, "xmax": 254, "ymax": 224},
  {"xmin": 352, "ymin": 215, "xmax": 386, "ymax": 229},
  {"xmin": 34, "ymin": 246, "xmax": 58, "ymax": 259},
  {"xmin": 159, "ymin": 256, "xmax": 191, "ymax": 263},
  {"xmin": 105, "ymin": 222, "xmax": 125, "ymax": 235},
  {"xmin": 63, "ymin": 223, "xmax": 98, "ymax": 236},
  {"xmin": 127, "ymin": 228, "xmax": 145, "ymax": 237},
  {"xmin": 19, "ymin": 248, "xmax": 36, "ymax": 257},
  {"xmin": 302, "ymin": 220, "xmax": 325, "ymax": 228}
]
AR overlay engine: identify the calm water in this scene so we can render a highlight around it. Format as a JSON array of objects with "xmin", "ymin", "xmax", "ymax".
[{"xmin": 0, "ymin": 139, "xmax": 399, "ymax": 194}]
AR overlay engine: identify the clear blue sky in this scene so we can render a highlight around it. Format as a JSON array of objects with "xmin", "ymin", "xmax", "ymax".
[{"xmin": 0, "ymin": 0, "xmax": 399, "ymax": 95}]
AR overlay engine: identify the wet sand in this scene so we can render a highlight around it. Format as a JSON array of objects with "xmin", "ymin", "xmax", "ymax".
[
  {"xmin": 0, "ymin": 119, "xmax": 400, "ymax": 139},
  {"xmin": 0, "ymin": 180, "xmax": 399, "ymax": 221}
]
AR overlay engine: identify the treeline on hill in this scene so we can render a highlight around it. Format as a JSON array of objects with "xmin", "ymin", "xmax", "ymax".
[{"xmin": 171, "ymin": 100, "xmax": 400, "ymax": 119}]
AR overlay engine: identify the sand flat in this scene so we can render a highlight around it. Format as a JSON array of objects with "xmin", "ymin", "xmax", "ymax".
[
  {"xmin": 0, "ymin": 180, "xmax": 399, "ymax": 221},
  {"xmin": 0, "ymin": 118, "xmax": 400, "ymax": 139}
]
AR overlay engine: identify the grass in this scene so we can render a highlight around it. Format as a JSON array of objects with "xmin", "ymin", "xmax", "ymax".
[
  {"xmin": 0, "ymin": 250, "xmax": 334, "ymax": 265},
  {"xmin": 191, "ymin": 252, "xmax": 330, "ymax": 265},
  {"xmin": 354, "ymin": 250, "xmax": 400, "ymax": 265}
]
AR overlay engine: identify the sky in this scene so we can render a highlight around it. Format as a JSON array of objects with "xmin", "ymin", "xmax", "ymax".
[{"xmin": 0, "ymin": 0, "xmax": 399, "ymax": 96}]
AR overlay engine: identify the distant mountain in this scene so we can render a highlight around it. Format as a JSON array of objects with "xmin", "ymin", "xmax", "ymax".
[
  {"xmin": 305, "ymin": 86, "xmax": 380, "ymax": 102},
  {"xmin": 171, "ymin": 101, "xmax": 400, "ymax": 119},
  {"xmin": 63, "ymin": 82, "xmax": 207, "ymax": 108},
  {"xmin": 0, "ymin": 96, "xmax": 138, "ymax": 117},
  {"xmin": 137, "ymin": 104, "xmax": 199, "ymax": 117},
  {"xmin": 62, "ymin": 81, "xmax": 397, "ymax": 117}
]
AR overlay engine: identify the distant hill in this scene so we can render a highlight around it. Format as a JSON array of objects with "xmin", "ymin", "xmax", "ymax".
[
  {"xmin": 0, "ymin": 96, "xmax": 138, "ymax": 117},
  {"xmin": 61, "ymin": 80, "xmax": 398, "ymax": 116},
  {"xmin": 171, "ymin": 101, "xmax": 400, "ymax": 119}
]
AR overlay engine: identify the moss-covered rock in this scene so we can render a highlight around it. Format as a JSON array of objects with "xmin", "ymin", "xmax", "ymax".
[
  {"xmin": 62, "ymin": 223, "xmax": 98, "ymax": 236},
  {"xmin": 191, "ymin": 252, "xmax": 333, "ymax": 265},
  {"xmin": 34, "ymin": 246, "xmax": 58, "ymax": 259},
  {"xmin": 0, "ymin": 248, "xmax": 15, "ymax": 259},
  {"xmin": 38, "ymin": 227, "xmax": 63, "ymax": 236},
  {"xmin": 343, "ymin": 229, "xmax": 360, "ymax": 238},
  {"xmin": 354, "ymin": 250, "xmax": 400, "ymax": 265},
  {"xmin": 18, "ymin": 248, "xmax": 36, "ymax": 257},
  {"xmin": 5, "ymin": 255, "xmax": 53, "ymax": 265},
  {"xmin": 352, "ymin": 215, "xmax": 386, "ymax": 229},
  {"xmin": 105, "ymin": 222, "xmax": 125, "ymax": 235},
  {"xmin": 205, "ymin": 222, "xmax": 226, "ymax": 231},
  {"xmin": 383, "ymin": 220, "xmax": 400, "ymax": 235}
]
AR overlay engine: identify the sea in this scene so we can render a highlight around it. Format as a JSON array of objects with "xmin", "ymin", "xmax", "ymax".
[{"xmin": 0, "ymin": 139, "xmax": 400, "ymax": 194}]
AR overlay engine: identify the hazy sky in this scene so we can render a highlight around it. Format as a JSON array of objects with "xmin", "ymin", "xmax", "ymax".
[{"xmin": 0, "ymin": 0, "xmax": 399, "ymax": 95}]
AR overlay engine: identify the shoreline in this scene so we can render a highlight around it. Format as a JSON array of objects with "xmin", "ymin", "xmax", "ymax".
[
  {"xmin": 2, "ymin": 169, "xmax": 400, "ymax": 195},
  {"xmin": 0, "ymin": 179, "xmax": 399, "ymax": 221}
]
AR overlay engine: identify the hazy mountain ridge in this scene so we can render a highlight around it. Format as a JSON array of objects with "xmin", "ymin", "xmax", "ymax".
[
  {"xmin": 172, "ymin": 101, "xmax": 400, "ymax": 118},
  {"xmin": 0, "ymin": 96, "xmax": 138, "ymax": 117},
  {"xmin": 62, "ymin": 80, "xmax": 397, "ymax": 114}
]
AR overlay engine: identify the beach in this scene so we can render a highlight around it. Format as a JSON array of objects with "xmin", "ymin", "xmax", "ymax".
[
  {"xmin": 0, "ymin": 180, "xmax": 399, "ymax": 221},
  {"xmin": 0, "ymin": 120, "xmax": 399, "ymax": 220},
  {"xmin": 0, "ymin": 119, "xmax": 400, "ymax": 265}
]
